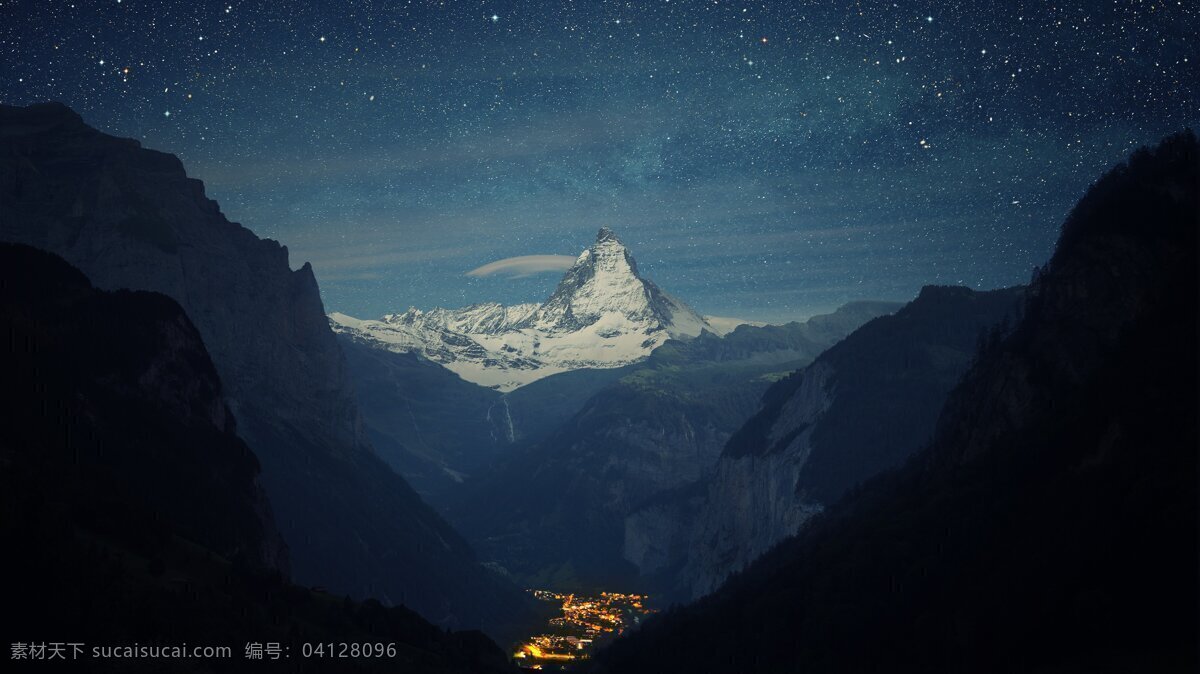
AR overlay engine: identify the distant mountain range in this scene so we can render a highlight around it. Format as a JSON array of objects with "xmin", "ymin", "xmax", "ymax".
[{"xmin": 331, "ymin": 227, "xmax": 717, "ymax": 391}]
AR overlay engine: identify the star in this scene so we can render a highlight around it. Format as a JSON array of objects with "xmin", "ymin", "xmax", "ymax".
[{"xmin": 2, "ymin": 0, "xmax": 1190, "ymax": 321}]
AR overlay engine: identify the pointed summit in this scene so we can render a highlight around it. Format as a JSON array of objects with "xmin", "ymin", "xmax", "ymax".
[
  {"xmin": 596, "ymin": 226, "xmax": 621, "ymax": 244},
  {"xmin": 332, "ymin": 228, "xmax": 711, "ymax": 390},
  {"xmin": 518, "ymin": 228, "xmax": 707, "ymax": 337}
]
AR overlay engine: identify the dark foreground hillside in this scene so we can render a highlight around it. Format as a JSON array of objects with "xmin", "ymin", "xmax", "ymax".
[
  {"xmin": 0, "ymin": 102, "xmax": 530, "ymax": 634},
  {"xmin": 0, "ymin": 243, "xmax": 513, "ymax": 673},
  {"xmin": 640, "ymin": 284, "xmax": 1023, "ymax": 601},
  {"xmin": 600, "ymin": 133, "xmax": 1198, "ymax": 674}
]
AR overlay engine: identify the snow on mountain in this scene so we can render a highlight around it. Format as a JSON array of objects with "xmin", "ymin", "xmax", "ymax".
[
  {"xmin": 330, "ymin": 228, "xmax": 713, "ymax": 391},
  {"xmin": 702, "ymin": 315, "xmax": 768, "ymax": 336}
]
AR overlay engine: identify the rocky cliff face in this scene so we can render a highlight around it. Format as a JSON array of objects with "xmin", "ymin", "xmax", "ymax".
[
  {"xmin": 0, "ymin": 102, "xmax": 526, "ymax": 634},
  {"xmin": 627, "ymin": 285, "xmax": 1024, "ymax": 599},
  {"xmin": 0, "ymin": 105, "xmax": 357, "ymax": 448},
  {"xmin": 627, "ymin": 363, "xmax": 832, "ymax": 588}
]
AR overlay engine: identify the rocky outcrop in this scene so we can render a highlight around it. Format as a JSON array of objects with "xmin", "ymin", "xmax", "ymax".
[
  {"xmin": 627, "ymin": 285, "xmax": 1024, "ymax": 599},
  {"xmin": 626, "ymin": 362, "xmax": 833, "ymax": 590},
  {"xmin": 0, "ymin": 102, "xmax": 527, "ymax": 634}
]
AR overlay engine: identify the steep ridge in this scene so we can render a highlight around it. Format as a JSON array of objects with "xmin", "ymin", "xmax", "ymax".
[
  {"xmin": 447, "ymin": 301, "xmax": 898, "ymax": 589},
  {"xmin": 0, "ymin": 243, "xmax": 515, "ymax": 674},
  {"xmin": 625, "ymin": 285, "xmax": 1024, "ymax": 599},
  {"xmin": 330, "ymin": 228, "xmax": 712, "ymax": 391},
  {"xmin": 0, "ymin": 242, "xmax": 286, "ymax": 574},
  {"xmin": 0, "ymin": 102, "xmax": 527, "ymax": 634},
  {"xmin": 600, "ymin": 132, "xmax": 1198, "ymax": 673}
]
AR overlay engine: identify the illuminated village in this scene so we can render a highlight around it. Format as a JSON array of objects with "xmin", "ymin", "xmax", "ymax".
[{"xmin": 513, "ymin": 590, "xmax": 656, "ymax": 670}]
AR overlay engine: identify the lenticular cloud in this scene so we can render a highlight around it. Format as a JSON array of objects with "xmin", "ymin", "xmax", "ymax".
[{"xmin": 466, "ymin": 254, "xmax": 577, "ymax": 278}]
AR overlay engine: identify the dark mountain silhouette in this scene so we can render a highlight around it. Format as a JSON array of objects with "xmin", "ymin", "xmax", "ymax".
[
  {"xmin": 0, "ymin": 102, "xmax": 528, "ymax": 634},
  {"xmin": 599, "ymin": 132, "xmax": 1198, "ymax": 673},
  {"xmin": 628, "ymin": 284, "xmax": 1024, "ymax": 600},
  {"xmin": 0, "ymin": 243, "xmax": 286, "ymax": 574},
  {"xmin": 0, "ymin": 243, "xmax": 514, "ymax": 673}
]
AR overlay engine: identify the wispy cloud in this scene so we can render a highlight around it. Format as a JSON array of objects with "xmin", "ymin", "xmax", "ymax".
[{"xmin": 466, "ymin": 255, "xmax": 577, "ymax": 278}]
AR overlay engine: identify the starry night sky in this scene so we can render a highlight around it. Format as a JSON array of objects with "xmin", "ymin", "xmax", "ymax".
[{"xmin": 2, "ymin": 0, "xmax": 1196, "ymax": 321}]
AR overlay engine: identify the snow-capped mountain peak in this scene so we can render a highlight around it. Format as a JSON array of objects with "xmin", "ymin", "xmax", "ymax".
[
  {"xmin": 383, "ymin": 302, "xmax": 538, "ymax": 335},
  {"xmin": 519, "ymin": 227, "xmax": 706, "ymax": 338},
  {"xmin": 330, "ymin": 228, "xmax": 712, "ymax": 390}
]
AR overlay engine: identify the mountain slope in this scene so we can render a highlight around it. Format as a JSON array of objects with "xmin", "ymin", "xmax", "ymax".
[
  {"xmin": 331, "ymin": 228, "xmax": 712, "ymax": 391},
  {"xmin": 447, "ymin": 301, "xmax": 898, "ymax": 588},
  {"xmin": 337, "ymin": 332, "xmax": 504, "ymax": 498},
  {"xmin": 0, "ymin": 242, "xmax": 286, "ymax": 574},
  {"xmin": 626, "ymin": 285, "xmax": 1024, "ymax": 599},
  {"xmin": 339, "ymin": 330, "xmax": 639, "ymax": 503},
  {"xmin": 0, "ymin": 243, "xmax": 513, "ymax": 674},
  {"xmin": 0, "ymin": 102, "xmax": 527, "ymax": 634},
  {"xmin": 600, "ymin": 132, "xmax": 1198, "ymax": 673}
]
